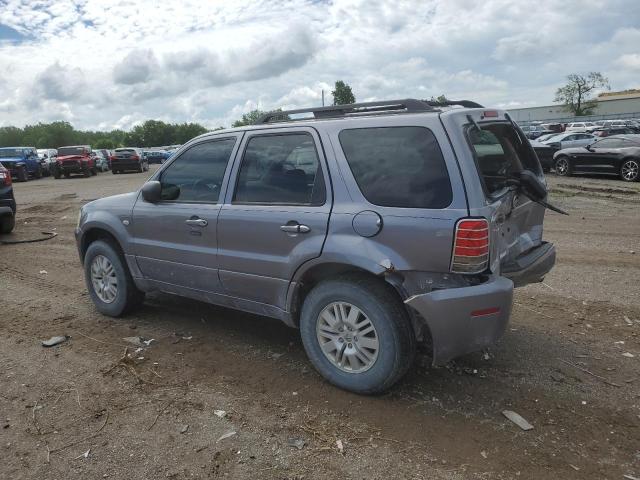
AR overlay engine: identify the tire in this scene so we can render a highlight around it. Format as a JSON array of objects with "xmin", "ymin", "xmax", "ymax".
[
  {"xmin": 299, "ymin": 274, "xmax": 416, "ymax": 394},
  {"xmin": 35, "ymin": 165, "xmax": 42, "ymax": 179},
  {"xmin": 112, "ymin": 169, "xmax": 118, "ymax": 175},
  {"xmin": 64, "ymin": 172, "xmax": 70, "ymax": 178},
  {"xmin": 620, "ymin": 158, "xmax": 639, "ymax": 182},
  {"xmin": 16, "ymin": 166, "xmax": 28, "ymax": 182},
  {"xmin": 83, "ymin": 240, "xmax": 145, "ymax": 317},
  {"xmin": 91, "ymin": 167, "xmax": 97, "ymax": 176},
  {"xmin": 0, "ymin": 214, "xmax": 15, "ymax": 234},
  {"xmin": 83, "ymin": 166, "xmax": 91, "ymax": 178},
  {"xmin": 53, "ymin": 166, "xmax": 61, "ymax": 179},
  {"xmin": 138, "ymin": 162, "xmax": 143, "ymax": 173},
  {"xmin": 554, "ymin": 156, "xmax": 571, "ymax": 176}
]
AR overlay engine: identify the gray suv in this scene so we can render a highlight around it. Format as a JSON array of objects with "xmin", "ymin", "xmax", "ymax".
[{"xmin": 75, "ymin": 99, "xmax": 556, "ymax": 394}]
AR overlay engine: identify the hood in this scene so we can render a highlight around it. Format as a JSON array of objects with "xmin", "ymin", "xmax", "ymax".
[
  {"xmin": 0, "ymin": 157, "xmax": 25, "ymax": 163},
  {"xmin": 84, "ymin": 191, "xmax": 138, "ymax": 212}
]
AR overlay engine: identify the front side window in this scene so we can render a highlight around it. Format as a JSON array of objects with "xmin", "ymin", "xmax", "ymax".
[
  {"xmin": 593, "ymin": 138, "xmax": 624, "ymax": 149},
  {"xmin": 339, "ymin": 126, "xmax": 452, "ymax": 209},
  {"xmin": 160, "ymin": 138, "xmax": 236, "ymax": 203},
  {"xmin": 233, "ymin": 133, "xmax": 325, "ymax": 205}
]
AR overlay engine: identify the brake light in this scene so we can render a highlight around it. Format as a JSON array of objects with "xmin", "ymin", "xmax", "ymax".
[
  {"xmin": 482, "ymin": 110, "xmax": 499, "ymax": 118},
  {"xmin": 451, "ymin": 218, "xmax": 490, "ymax": 274},
  {"xmin": 0, "ymin": 169, "xmax": 11, "ymax": 186},
  {"xmin": 131, "ymin": 155, "xmax": 139, "ymax": 160}
]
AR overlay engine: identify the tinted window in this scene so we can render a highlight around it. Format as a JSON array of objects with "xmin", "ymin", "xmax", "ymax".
[
  {"xmin": 593, "ymin": 138, "xmax": 624, "ymax": 148},
  {"xmin": 160, "ymin": 138, "xmax": 236, "ymax": 203},
  {"xmin": 339, "ymin": 127, "xmax": 452, "ymax": 209},
  {"xmin": 233, "ymin": 133, "xmax": 325, "ymax": 205}
]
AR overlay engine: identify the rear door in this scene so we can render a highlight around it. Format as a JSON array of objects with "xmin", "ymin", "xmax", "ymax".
[
  {"xmin": 216, "ymin": 127, "xmax": 331, "ymax": 310},
  {"xmin": 131, "ymin": 135, "xmax": 241, "ymax": 293},
  {"xmin": 441, "ymin": 110, "xmax": 547, "ymax": 273}
]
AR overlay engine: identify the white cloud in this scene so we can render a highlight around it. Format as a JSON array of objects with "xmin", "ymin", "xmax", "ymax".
[{"xmin": 0, "ymin": 0, "xmax": 639, "ymax": 130}]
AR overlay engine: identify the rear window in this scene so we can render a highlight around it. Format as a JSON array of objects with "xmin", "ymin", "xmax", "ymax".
[
  {"xmin": 338, "ymin": 126, "xmax": 452, "ymax": 209},
  {"xmin": 468, "ymin": 123, "xmax": 540, "ymax": 196},
  {"xmin": 115, "ymin": 148, "xmax": 136, "ymax": 153},
  {"xmin": 58, "ymin": 147, "xmax": 86, "ymax": 156}
]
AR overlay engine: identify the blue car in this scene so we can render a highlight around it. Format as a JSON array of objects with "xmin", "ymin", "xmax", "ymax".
[{"xmin": 0, "ymin": 147, "xmax": 43, "ymax": 181}]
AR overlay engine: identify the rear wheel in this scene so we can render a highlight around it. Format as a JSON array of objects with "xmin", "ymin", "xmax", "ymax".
[
  {"xmin": 299, "ymin": 275, "xmax": 416, "ymax": 394},
  {"xmin": 52, "ymin": 165, "xmax": 61, "ymax": 179},
  {"xmin": 112, "ymin": 169, "xmax": 118, "ymax": 175},
  {"xmin": 35, "ymin": 165, "xmax": 42, "ymax": 179},
  {"xmin": 0, "ymin": 214, "xmax": 15, "ymax": 234},
  {"xmin": 84, "ymin": 240, "xmax": 145, "ymax": 317},
  {"xmin": 16, "ymin": 166, "xmax": 28, "ymax": 182},
  {"xmin": 91, "ymin": 167, "xmax": 97, "ymax": 176},
  {"xmin": 83, "ymin": 166, "xmax": 91, "ymax": 177},
  {"xmin": 620, "ymin": 159, "xmax": 639, "ymax": 182},
  {"xmin": 554, "ymin": 156, "xmax": 571, "ymax": 176},
  {"xmin": 64, "ymin": 172, "xmax": 70, "ymax": 178}
]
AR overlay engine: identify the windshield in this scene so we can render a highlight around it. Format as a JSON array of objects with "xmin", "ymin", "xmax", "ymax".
[
  {"xmin": 0, "ymin": 148, "xmax": 23, "ymax": 158},
  {"xmin": 58, "ymin": 147, "xmax": 85, "ymax": 156},
  {"xmin": 468, "ymin": 123, "xmax": 540, "ymax": 196}
]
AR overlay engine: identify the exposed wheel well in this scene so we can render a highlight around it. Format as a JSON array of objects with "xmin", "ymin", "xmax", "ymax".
[
  {"xmin": 80, "ymin": 228, "xmax": 124, "ymax": 263},
  {"xmin": 290, "ymin": 263, "xmax": 432, "ymax": 351}
]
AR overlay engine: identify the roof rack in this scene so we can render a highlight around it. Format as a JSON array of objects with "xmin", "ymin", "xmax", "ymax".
[
  {"xmin": 256, "ymin": 98, "xmax": 437, "ymax": 124},
  {"xmin": 422, "ymin": 99, "xmax": 484, "ymax": 108}
]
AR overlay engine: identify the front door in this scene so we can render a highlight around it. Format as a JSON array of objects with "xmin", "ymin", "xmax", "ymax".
[
  {"xmin": 217, "ymin": 128, "xmax": 331, "ymax": 310},
  {"xmin": 131, "ymin": 135, "xmax": 241, "ymax": 293}
]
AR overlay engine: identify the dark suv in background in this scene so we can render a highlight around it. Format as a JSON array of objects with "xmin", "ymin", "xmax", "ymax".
[
  {"xmin": 0, "ymin": 147, "xmax": 42, "ymax": 181},
  {"xmin": 75, "ymin": 99, "xmax": 557, "ymax": 394},
  {"xmin": 110, "ymin": 148, "xmax": 149, "ymax": 174}
]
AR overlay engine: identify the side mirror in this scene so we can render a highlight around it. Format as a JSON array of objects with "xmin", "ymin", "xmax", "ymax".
[
  {"xmin": 586, "ymin": 144, "xmax": 594, "ymax": 151},
  {"xmin": 141, "ymin": 181, "xmax": 162, "ymax": 203}
]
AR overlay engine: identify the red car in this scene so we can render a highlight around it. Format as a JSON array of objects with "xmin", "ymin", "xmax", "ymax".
[{"xmin": 52, "ymin": 145, "xmax": 97, "ymax": 179}]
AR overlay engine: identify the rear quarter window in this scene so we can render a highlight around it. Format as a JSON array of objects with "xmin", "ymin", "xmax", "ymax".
[{"xmin": 338, "ymin": 126, "xmax": 452, "ymax": 209}]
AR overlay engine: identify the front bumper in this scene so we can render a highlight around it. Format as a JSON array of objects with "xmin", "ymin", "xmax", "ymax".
[
  {"xmin": 59, "ymin": 162, "xmax": 87, "ymax": 173},
  {"xmin": 405, "ymin": 275, "xmax": 513, "ymax": 365},
  {"xmin": 0, "ymin": 195, "xmax": 16, "ymax": 215}
]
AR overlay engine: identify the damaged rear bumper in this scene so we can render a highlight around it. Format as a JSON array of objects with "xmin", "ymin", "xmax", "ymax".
[
  {"xmin": 501, "ymin": 242, "xmax": 556, "ymax": 288},
  {"xmin": 405, "ymin": 276, "xmax": 513, "ymax": 365}
]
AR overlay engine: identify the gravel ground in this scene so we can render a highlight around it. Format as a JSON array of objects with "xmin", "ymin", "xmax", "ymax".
[{"xmin": 1, "ymin": 167, "xmax": 639, "ymax": 480}]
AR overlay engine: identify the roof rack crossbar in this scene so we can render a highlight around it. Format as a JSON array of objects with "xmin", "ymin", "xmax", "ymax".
[{"xmin": 256, "ymin": 98, "xmax": 436, "ymax": 124}]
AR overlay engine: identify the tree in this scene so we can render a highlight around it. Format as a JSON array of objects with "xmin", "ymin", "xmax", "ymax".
[
  {"xmin": 232, "ymin": 109, "xmax": 285, "ymax": 127},
  {"xmin": 554, "ymin": 72, "xmax": 610, "ymax": 116},
  {"xmin": 428, "ymin": 95, "xmax": 449, "ymax": 103},
  {"xmin": 332, "ymin": 80, "xmax": 355, "ymax": 105}
]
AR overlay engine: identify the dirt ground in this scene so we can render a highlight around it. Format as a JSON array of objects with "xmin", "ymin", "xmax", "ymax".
[{"xmin": 1, "ymin": 167, "xmax": 639, "ymax": 480}]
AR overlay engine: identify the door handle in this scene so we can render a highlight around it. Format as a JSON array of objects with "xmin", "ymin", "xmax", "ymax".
[
  {"xmin": 185, "ymin": 217, "xmax": 208, "ymax": 227},
  {"xmin": 280, "ymin": 223, "xmax": 311, "ymax": 234}
]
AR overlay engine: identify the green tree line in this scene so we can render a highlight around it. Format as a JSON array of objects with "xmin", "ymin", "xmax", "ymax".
[{"xmin": 0, "ymin": 120, "xmax": 209, "ymax": 149}]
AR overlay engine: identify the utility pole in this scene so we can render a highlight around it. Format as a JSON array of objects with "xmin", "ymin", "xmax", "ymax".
[{"xmin": 321, "ymin": 89, "xmax": 325, "ymax": 106}]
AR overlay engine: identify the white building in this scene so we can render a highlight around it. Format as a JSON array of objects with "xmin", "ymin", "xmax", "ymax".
[{"xmin": 507, "ymin": 89, "xmax": 640, "ymax": 123}]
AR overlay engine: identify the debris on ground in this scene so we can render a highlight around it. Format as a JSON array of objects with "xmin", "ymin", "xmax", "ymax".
[
  {"xmin": 287, "ymin": 438, "xmax": 305, "ymax": 450},
  {"xmin": 624, "ymin": 316, "xmax": 633, "ymax": 325},
  {"xmin": 213, "ymin": 410, "xmax": 226, "ymax": 418},
  {"xmin": 336, "ymin": 439, "xmax": 344, "ymax": 454},
  {"xmin": 74, "ymin": 449, "xmax": 90, "ymax": 460},
  {"xmin": 41, "ymin": 335, "xmax": 69, "ymax": 347},
  {"xmin": 216, "ymin": 431, "xmax": 236, "ymax": 443},
  {"xmin": 39, "ymin": 270, "xmax": 47, "ymax": 275},
  {"xmin": 622, "ymin": 352, "xmax": 635, "ymax": 358},
  {"xmin": 480, "ymin": 450, "xmax": 488, "ymax": 459},
  {"xmin": 502, "ymin": 410, "xmax": 534, "ymax": 431},
  {"xmin": 180, "ymin": 424, "xmax": 189, "ymax": 434},
  {"xmin": 623, "ymin": 475, "xmax": 640, "ymax": 480},
  {"xmin": 123, "ymin": 336, "xmax": 154, "ymax": 347}
]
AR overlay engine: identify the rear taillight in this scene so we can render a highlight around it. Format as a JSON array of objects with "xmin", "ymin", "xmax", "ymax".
[
  {"xmin": 451, "ymin": 218, "xmax": 490, "ymax": 274},
  {"xmin": 131, "ymin": 155, "xmax": 139, "ymax": 160},
  {"xmin": 0, "ymin": 170, "xmax": 11, "ymax": 186}
]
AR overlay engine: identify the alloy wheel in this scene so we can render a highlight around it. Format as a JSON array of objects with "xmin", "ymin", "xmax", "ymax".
[
  {"xmin": 621, "ymin": 160, "xmax": 639, "ymax": 181},
  {"xmin": 555, "ymin": 157, "xmax": 569, "ymax": 175},
  {"xmin": 316, "ymin": 301, "xmax": 379, "ymax": 373},
  {"xmin": 90, "ymin": 254, "xmax": 118, "ymax": 303}
]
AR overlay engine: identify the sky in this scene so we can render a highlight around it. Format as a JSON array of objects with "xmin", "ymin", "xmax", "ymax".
[{"xmin": 0, "ymin": 0, "xmax": 639, "ymax": 131}]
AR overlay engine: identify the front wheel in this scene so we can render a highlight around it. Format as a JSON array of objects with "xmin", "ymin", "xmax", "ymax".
[
  {"xmin": 35, "ymin": 165, "xmax": 42, "ymax": 179},
  {"xmin": 554, "ymin": 156, "xmax": 571, "ymax": 176},
  {"xmin": 299, "ymin": 275, "xmax": 416, "ymax": 394},
  {"xmin": 620, "ymin": 159, "xmax": 639, "ymax": 182},
  {"xmin": 84, "ymin": 240, "xmax": 145, "ymax": 317}
]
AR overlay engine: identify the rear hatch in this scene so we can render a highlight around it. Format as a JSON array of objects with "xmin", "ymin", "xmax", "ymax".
[
  {"xmin": 440, "ymin": 109, "xmax": 548, "ymax": 275},
  {"xmin": 113, "ymin": 149, "xmax": 138, "ymax": 162}
]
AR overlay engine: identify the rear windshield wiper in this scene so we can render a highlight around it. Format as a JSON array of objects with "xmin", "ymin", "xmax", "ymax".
[{"xmin": 499, "ymin": 171, "xmax": 568, "ymax": 215}]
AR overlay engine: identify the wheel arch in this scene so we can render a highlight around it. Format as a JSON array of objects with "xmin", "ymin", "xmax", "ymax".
[{"xmin": 79, "ymin": 226, "xmax": 125, "ymax": 263}]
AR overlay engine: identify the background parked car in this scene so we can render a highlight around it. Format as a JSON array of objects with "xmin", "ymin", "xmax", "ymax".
[
  {"xmin": 553, "ymin": 135, "xmax": 640, "ymax": 181},
  {"xmin": 0, "ymin": 163, "xmax": 16, "ymax": 233},
  {"xmin": 92, "ymin": 151, "xmax": 110, "ymax": 172},
  {"xmin": 540, "ymin": 123, "xmax": 565, "ymax": 134},
  {"xmin": 37, "ymin": 148, "xmax": 58, "ymax": 176},
  {"xmin": 144, "ymin": 150, "xmax": 171, "ymax": 164},
  {"xmin": 53, "ymin": 145, "xmax": 97, "ymax": 178},
  {"xmin": 110, "ymin": 147, "xmax": 149, "ymax": 174},
  {"xmin": 529, "ymin": 139, "xmax": 555, "ymax": 172},
  {"xmin": 0, "ymin": 147, "xmax": 42, "ymax": 181},
  {"xmin": 98, "ymin": 149, "xmax": 113, "ymax": 168},
  {"xmin": 592, "ymin": 127, "xmax": 636, "ymax": 137},
  {"xmin": 542, "ymin": 132, "xmax": 596, "ymax": 150},
  {"xmin": 565, "ymin": 122, "xmax": 598, "ymax": 133},
  {"xmin": 520, "ymin": 124, "xmax": 553, "ymax": 139}
]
